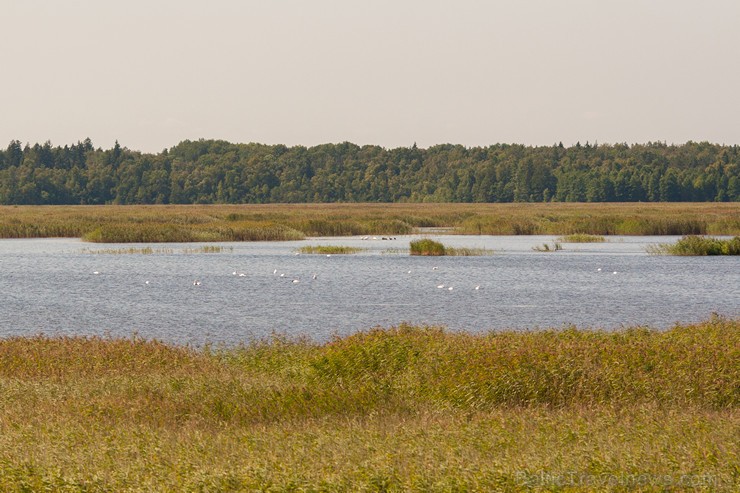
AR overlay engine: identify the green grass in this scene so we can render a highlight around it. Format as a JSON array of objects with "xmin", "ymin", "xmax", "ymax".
[
  {"xmin": 409, "ymin": 239, "xmax": 491, "ymax": 256},
  {"xmin": 0, "ymin": 203, "xmax": 738, "ymax": 242},
  {"xmin": 409, "ymin": 238, "xmax": 446, "ymax": 256},
  {"xmin": 558, "ymin": 233, "xmax": 606, "ymax": 243},
  {"xmin": 647, "ymin": 235, "xmax": 740, "ymax": 255},
  {"xmin": 297, "ymin": 245, "xmax": 364, "ymax": 254},
  {"xmin": 0, "ymin": 317, "xmax": 738, "ymax": 491}
]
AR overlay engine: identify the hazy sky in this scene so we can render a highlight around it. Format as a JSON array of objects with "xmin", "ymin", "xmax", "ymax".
[{"xmin": 2, "ymin": 0, "xmax": 739, "ymax": 152}]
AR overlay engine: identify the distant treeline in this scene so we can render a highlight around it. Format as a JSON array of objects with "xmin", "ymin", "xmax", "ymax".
[{"xmin": 0, "ymin": 139, "xmax": 738, "ymax": 204}]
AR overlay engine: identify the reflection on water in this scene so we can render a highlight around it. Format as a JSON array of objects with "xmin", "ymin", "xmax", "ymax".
[{"xmin": 0, "ymin": 236, "xmax": 737, "ymax": 345}]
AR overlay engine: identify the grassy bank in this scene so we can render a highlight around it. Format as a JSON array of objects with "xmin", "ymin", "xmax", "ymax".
[
  {"xmin": 1, "ymin": 317, "xmax": 738, "ymax": 491},
  {"xmin": 0, "ymin": 203, "xmax": 738, "ymax": 242}
]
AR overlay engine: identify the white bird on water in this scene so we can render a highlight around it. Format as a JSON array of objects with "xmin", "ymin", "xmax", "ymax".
[{"xmin": 193, "ymin": 280, "xmax": 201, "ymax": 286}]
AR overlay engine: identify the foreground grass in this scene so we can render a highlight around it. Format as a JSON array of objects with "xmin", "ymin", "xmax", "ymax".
[
  {"xmin": 1, "ymin": 318, "xmax": 738, "ymax": 491},
  {"xmin": 0, "ymin": 203, "xmax": 738, "ymax": 242}
]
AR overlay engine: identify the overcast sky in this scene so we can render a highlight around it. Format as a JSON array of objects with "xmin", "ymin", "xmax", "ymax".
[{"xmin": 2, "ymin": 0, "xmax": 739, "ymax": 152}]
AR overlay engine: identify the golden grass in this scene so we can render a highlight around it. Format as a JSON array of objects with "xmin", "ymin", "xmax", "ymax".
[
  {"xmin": 0, "ymin": 203, "xmax": 738, "ymax": 242},
  {"xmin": 1, "ymin": 317, "xmax": 738, "ymax": 491},
  {"xmin": 297, "ymin": 245, "xmax": 364, "ymax": 254},
  {"xmin": 558, "ymin": 234, "xmax": 606, "ymax": 243}
]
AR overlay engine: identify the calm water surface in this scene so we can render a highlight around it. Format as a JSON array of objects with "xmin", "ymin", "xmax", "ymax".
[{"xmin": 0, "ymin": 236, "xmax": 737, "ymax": 345}]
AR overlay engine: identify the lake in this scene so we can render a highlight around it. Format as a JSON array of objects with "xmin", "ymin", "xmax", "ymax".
[{"xmin": 0, "ymin": 236, "xmax": 737, "ymax": 345}]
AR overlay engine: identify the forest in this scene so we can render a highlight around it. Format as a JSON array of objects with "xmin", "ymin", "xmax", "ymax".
[{"xmin": 0, "ymin": 138, "xmax": 738, "ymax": 205}]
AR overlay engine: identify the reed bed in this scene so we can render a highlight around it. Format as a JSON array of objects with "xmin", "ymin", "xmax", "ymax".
[
  {"xmin": 408, "ymin": 238, "xmax": 494, "ymax": 256},
  {"xmin": 408, "ymin": 238, "xmax": 491, "ymax": 256},
  {"xmin": 0, "ymin": 318, "xmax": 737, "ymax": 491},
  {"xmin": 409, "ymin": 238, "xmax": 446, "ymax": 256},
  {"xmin": 297, "ymin": 245, "xmax": 364, "ymax": 254},
  {"xmin": 647, "ymin": 235, "xmax": 740, "ymax": 255},
  {"xmin": 558, "ymin": 234, "xmax": 606, "ymax": 243},
  {"xmin": 0, "ymin": 203, "xmax": 738, "ymax": 242},
  {"xmin": 443, "ymin": 246, "xmax": 492, "ymax": 256}
]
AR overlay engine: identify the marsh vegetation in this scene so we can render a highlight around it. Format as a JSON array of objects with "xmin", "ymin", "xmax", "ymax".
[
  {"xmin": 0, "ymin": 203, "xmax": 738, "ymax": 242},
  {"xmin": 297, "ymin": 245, "xmax": 364, "ymax": 254},
  {"xmin": 409, "ymin": 238, "xmax": 491, "ymax": 256},
  {"xmin": 558, "ymin": 233, "xmax": 606, "ymax": 243},
  {"xmin": 0, "ymin": 317, "xmax": 737, "ymax": 491},
  {"xmin": 82, "ymin": 245, "xmax": 232, "ymax": 255},
  {"xmin": 647, "ymin": 235, "xmax": 740, "ymax": 255}
]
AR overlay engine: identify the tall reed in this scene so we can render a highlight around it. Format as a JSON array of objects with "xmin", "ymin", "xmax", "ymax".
[
  {"xmin": 1, "ymin": 317, "xmax": 738, "ymax": 490},
  {"xmin": 409, "ymin": 238, "xmax": 446, "ymax": 256},
  {"xmin": 648, "ymin": 235, "xmax": 740, "ymax": 255},
  {"xmin": 1, "ymin": 203, "xmax": 738, "ymax": 242}
]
